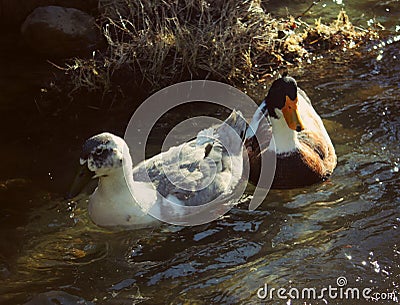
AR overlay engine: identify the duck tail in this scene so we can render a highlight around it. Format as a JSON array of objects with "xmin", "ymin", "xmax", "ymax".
[
  {"xmin": 245, "ymin": 100, "xmax": 268, "ymax": 140},
  {"xmin": 219, "ymin": 109, "xmax": 248, "ymax": 142}
]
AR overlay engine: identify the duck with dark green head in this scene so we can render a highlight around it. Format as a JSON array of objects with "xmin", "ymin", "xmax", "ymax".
[{"xmin": 245, "ymin": 74, "xmax": 337, "ymax": 188}]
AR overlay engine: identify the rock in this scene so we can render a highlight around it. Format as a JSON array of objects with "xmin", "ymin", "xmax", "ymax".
[
  {"xmin": 21, "ymin": 6, "xmax": 103, "ymax": 58},
  {"xmin": 0, "ymin": 0, "xmax": 98, "ymax": 27},
  {"xmin": 24, "ymin": 290, "xmax": 94, "ymax": 305}
]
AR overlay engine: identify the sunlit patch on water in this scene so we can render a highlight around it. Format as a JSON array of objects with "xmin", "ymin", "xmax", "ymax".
[{"xmin": 19, "ymin": 234, "xmax": 109, "ymax": 270}]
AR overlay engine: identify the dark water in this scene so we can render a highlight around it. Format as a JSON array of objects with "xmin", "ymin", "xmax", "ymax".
[{"xmin": 1, "ymin": 1, "xmax": 399, "ymax": 304}]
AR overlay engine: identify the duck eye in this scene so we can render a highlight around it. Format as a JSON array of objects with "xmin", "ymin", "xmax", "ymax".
[{"xmin": 95, "ymin": 148, "xmax": 103, "ymax": 155}]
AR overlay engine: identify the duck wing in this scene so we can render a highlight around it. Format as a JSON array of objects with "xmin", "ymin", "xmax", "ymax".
[{"xmin": 132, "ymin": 110, "xmax": 247, "ymax": 206}]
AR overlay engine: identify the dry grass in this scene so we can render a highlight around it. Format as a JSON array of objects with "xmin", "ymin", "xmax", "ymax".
[
  {"xmin": 302, "ymin": 10, "xmax": 378, "ymax": 51},
  {"xmin": 63, "ymin": 0, "xmax": 378, "ymax": 102}
]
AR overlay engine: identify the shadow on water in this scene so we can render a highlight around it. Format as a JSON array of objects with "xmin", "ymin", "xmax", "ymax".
[{"xmin": 1, "ymin": 1, "xmax": 400, "ymax": 304}]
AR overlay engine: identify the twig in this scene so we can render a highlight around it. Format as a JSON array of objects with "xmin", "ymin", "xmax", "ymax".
[
  {"xmin": 34, "ymin": 98, "xmax": 43, "ymax": 115},
  {"xmin": 47, "ymin": 60, "xmax": 68, "ymax": 71},
  {"xmin": 296, "ymin": 0, "xmax": 322, "ymax": 19}
]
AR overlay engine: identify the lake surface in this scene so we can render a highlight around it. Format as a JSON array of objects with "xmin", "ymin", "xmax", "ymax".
[{"xmin": 0, "ymin": 1, "xmax": 399, "ymax": 304}]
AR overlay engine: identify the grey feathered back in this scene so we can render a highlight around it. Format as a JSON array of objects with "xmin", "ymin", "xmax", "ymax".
[{"xmin": 132, "ymin": 110, "xmax": 247, "ymax": 207}]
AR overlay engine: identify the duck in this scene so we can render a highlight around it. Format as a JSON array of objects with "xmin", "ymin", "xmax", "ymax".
[
  {"xmin": 68, "ymin": 110, "xmax": 247, "ymax": 228},
  {"xmin": 245, "ymin": 74, "xmax": 337, "ymax": 189}
]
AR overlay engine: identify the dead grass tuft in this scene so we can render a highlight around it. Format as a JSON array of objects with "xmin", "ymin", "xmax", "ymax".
[{"xmin": 63, "ymin": 0, "xmax": 378, "ymax": 103}]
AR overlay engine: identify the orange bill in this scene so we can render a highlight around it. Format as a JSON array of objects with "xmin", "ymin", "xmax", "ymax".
[{"xmin": 282, "ymin": 96, "xmax": 305, "ymax": 132}]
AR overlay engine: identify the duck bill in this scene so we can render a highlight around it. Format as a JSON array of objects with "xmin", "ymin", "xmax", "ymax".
[
  {"xmin": 282, "ymin": 96, "xmax": 305, "ymax": 132},
  {"xmin": 66, "ymin": 165, "xmax": 93, "ymax": 199}
]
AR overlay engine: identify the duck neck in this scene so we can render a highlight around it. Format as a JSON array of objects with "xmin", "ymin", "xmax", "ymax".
[
  {"xmin": 269, "ymin": 115, "xmax": 299, "ymax": 155},
  {"xmin": 90, "ymin": 154, "xmax": 153, "ymax": 226},
  {"xmin": 97, "ymin": 165, "xmax": 133, "ymax": 199}
]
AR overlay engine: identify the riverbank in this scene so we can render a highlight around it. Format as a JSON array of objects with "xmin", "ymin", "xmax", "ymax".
[{"xmin": 0, "ymin": 0, "xmax": 387, "ymax": 195}]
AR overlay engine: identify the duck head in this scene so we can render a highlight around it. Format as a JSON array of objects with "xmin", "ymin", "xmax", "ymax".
[
  {"xmin": 68, "ymin": 133, "xmax": 130, "ymax": 198},
  {"xmin": 264, "ymin": 75, "xmax": 305, "ymax": 132}
]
